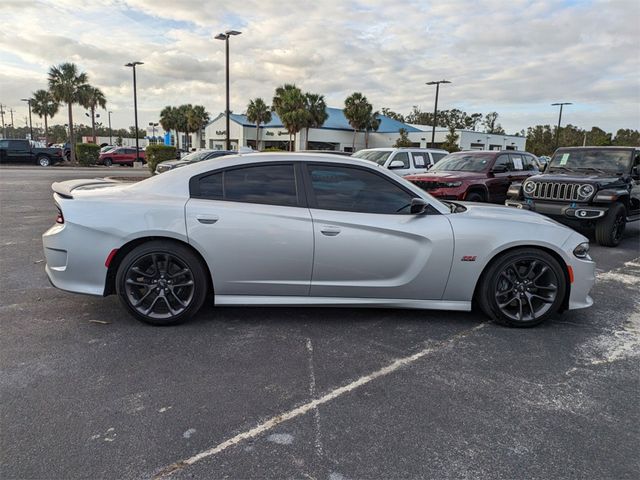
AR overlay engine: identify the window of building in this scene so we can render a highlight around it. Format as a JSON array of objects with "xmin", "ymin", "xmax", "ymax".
[{"xmin": 307, "ymin": 165, "xmax": 414, "ymax": 214}]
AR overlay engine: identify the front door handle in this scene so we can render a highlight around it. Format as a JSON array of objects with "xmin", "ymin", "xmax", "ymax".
[
  {"xmin": 196, "ymin": 214, "xmax": 219, "ymax": 225},
  {"xmin": 320, "ymin": 225, "xmax": 341, "ymax": 236}
]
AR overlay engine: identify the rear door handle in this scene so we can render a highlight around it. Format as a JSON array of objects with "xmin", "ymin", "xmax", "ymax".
[
  {"xmin": 320, "ymin": 225, "xmax": 341, "ymax": 236},
  {"xmin": 196, "ymin": 214, "xmax": 219, "ymax": 225}
]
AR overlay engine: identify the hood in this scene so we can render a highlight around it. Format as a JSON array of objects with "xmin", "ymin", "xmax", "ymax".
[
  {"xmin": 530, "ymin": 171, "xmax": 625, "ymax": 188},
  {"xmin": 453, "ymin": 201, "xmax": 568, "ymax": 228},
  {"xmin": 405, "ymin": 170, "xmax": 486, "ymax": 181},
  {"xmin": 157, "ymin": 159, "xmax": 183, "ymax": 168}
]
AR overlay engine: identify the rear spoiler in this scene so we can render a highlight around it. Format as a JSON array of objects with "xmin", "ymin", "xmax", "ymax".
[{"xmin": 51, "ymin": 178, "xmax": 121, "ymax": 199}]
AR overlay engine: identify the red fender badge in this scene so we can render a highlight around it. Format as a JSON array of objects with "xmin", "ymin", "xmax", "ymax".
[{"xmin": 461, "ymin": 256, "xmax": 477, "ymax": 262}]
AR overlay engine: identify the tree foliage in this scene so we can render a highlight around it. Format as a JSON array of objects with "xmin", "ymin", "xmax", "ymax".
[
  {"xmin": 30, "ymin": 89, "xmax": 59, "ymax": 145},
  {"xmin": 343, "ymin": 92, "xmax": 373, "ymax": 151},
  {"xmin": 482, "ymin": 112, "xmax": 505, "ymax": 134},
  {"xmin": 272, "ymin": 84, "xmax": 307, "ymax": 151},
  {"xmin": 78, "ymin": 85, "xmax": 106, "ymax": 143},
  {"xmin": 393, "ymin": 128, "xmax": 413, "ymax": 148},
  {"xmin": 303, "ymin": 93, "xmax": 328, "ymax": 149},
  {"xmin": 246, "ymin": 97, "xmax": 272, "ymax": 150}
]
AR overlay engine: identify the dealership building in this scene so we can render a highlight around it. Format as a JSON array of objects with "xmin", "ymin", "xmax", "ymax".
[{"xmin": 176, "ymin": 107, "xmax": 526, "ymax": 152}]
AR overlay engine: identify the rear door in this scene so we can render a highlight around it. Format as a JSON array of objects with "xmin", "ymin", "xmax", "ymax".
[
  {"xmin": 410, "ymin": 151, "xmax": 429, "ymax": 173},
  {"xmin": 304, "ymin": 163, "xmax": 454, "ymax": 300},
  {"xmin": 185, "ymin": 163, "xmax": 314, "ymax": 296},
  {"xmin": 509, "ymin": 153, "xmax": 530, "ymax": 184},
  {"xmin": 486, "ymin": 154, "xmax": 513, "ymax": 203}
]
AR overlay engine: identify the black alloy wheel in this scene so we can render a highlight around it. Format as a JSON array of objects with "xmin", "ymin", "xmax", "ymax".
[
  {"xmin": 478, "ymin": 248, "xmax": 566, "ymax": 327},
  {"xmin": 116, "ymin": 241, "xmax": 208, "ymax": 325},
  {"xmin": 595, "ymin": 203, "xmax": 626, "ymax": 247}
]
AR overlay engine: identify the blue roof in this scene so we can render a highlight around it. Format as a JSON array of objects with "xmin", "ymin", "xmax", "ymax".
[{"xmin": 213, "ymin": 107, "xmax": 421, "ymax": 133}]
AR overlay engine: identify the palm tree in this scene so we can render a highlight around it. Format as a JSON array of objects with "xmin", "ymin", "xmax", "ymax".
[
  {"xmin": 48, "ymin": 63, "xmax": 89, "ymax": 163},
  {"xmin": 159, "ymin": 106, "xmax": 180, "ymax": 149},
  {"xmin": 303, "ymin": 93, "xmax": 328, "ymax": 150},
  {"xmin": 246, "ymin": 98, "xmax": 272, "ymax": 150},
  {"xmin": 363, "ymin": 110, "xmax": 381, "ymax": 149},
  {"xmin": 176, "ymin": 104, "xmax": 192, "ymax": 149},
  {"xmin": 30, "ymin": 90, "xmax": 59, "ymax": 145},
  {"xmin": 343, "ymin": 92, "xmax": 372, "ymax": 151},
  {"xmin": 272, "ymin": 84, "xmax": 307, "ymax": 151},
  {"xmin": 187, "ymin": 105, "xmax": 210, "ymax": 149},
  {"xmin": 79, "ymin": 85, "xmax": 106, "ymax": 144}
]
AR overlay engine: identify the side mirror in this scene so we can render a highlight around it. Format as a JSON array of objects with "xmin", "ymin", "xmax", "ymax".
[
  {"xmin": 492, "ymin": 164, "xmax": 508, "ymax": 173},
  {"xmin": 410, "ymin": 198, "xmax": 428, "ymax": 215},
  {"xmin": 389, "ymin": 160, "xmax": 405, "ymax": 169}
]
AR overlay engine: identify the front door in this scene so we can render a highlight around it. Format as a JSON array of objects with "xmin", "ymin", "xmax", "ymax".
[
  {"xmin": 304, "ymin": 163, "xmax": 454, "ymax": 300},
  {"xmin": 185, "ymin": 163, "xmax": 314, "ymax": 296}
]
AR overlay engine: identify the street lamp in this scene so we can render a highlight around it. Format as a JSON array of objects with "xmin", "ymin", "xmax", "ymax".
[
  {"xmin": 149, "ymin": 122, "xmax": 159, "ymax": 144},
  {"xmin": 21, "ymin": 98, "xmax": 33, "ymax": 140},
  {"xmin": 125, "ymin": 61, "xmax": 144, "ymax": 155},
  {"xmin": 426, "ymin": 80, "xmax": 451, "ymax": 148},
  {"xmin": 551, "ymin": 102, "xmax": 572, "ymax": 149},
  {"xmin": 108, "ymin": 111, "xmax": 113, "ymax": 145},
  {"xmin": 215, "ymin": 30, "xmax": 242, "ymax": 151}
]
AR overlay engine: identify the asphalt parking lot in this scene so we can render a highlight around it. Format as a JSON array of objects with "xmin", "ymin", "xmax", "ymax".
[{"xmin": 1, "ymin": 165, "xmax": 639, "ymax": 480}]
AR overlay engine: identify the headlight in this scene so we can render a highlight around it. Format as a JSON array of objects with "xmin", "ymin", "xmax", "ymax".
[
  {"xmin": 578, "ymin": 184, "xmax": 595, "ymax": 199},
  {"xmin": 573, "ymin": 242, "xmax": 591, "ymax": 260},
  {"xmin": 438, "ymin": 181, "xmax": 462, "ymax": 188},
  {"xmin": 523, "ymin": 181, "xmax": 536, "ymax": 195}
]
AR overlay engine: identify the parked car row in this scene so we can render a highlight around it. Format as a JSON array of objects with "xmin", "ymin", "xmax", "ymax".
[{"xmin": 0, "ymin": 139, "xmax": 64, "ymax": 166}]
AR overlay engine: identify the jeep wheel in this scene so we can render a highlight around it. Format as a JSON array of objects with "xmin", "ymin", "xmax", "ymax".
[{"xmin": 595, "ymin": 203, "xmax": 626, "ymax": 247}]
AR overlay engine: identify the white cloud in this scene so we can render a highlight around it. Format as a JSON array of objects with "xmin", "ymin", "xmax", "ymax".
[{"xmin": 0, "ymin": 0, "xmax": 638, "ymax": 134}]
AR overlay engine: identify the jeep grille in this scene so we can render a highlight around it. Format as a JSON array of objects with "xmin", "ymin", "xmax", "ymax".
[{"xmin": 528, "ymin": 182, "xmax": 582, "ymax": 201}]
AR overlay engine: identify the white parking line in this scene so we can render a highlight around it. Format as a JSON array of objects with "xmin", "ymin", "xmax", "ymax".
[{"xmin": 152, "ymin": 322, "xmax": 487, "ymax": 479}]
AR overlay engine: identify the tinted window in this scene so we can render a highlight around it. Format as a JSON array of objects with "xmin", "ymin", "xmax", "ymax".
[
  {"xmin": 225, "ymin": 165, "xmax": 297, "ymax": 206},
  {"xmin": 494, "ymin": 155, "xmax": 512, "ymax": 171},
  {"xmin": 431, "ymin": 152, "xmax": 447, "ymax": 163},
  {"xmin": 549, "ymin": 148, "xmax": 633, "ymax": 173},
  {"xmin": 195, "ymin": 164, "xmax": 298, "ymax": 207},
  {"xmin": 0, "ymin": 140, "xmax": 8, "ymax": 149},
  {"xmin": 8, "ymin": 140, "xmax": 27, "ymax": 149},
  {"xmin": 412, "ymin": 153, "xmax": 426, "ymax": 168},
  {"xmin": 392, "ymin": 152, "xmax": 410, "ymax": 168},
  {"xmin": 431, "ymin": 153, "xmax": 492, "ymax": 172},
  {"xmin": 308, "ymin": 165, "xmax": 414, "ymax": 214},
  {"xmin": 523, "ymin": 155, "xmax": 539, "ymax": 171}
]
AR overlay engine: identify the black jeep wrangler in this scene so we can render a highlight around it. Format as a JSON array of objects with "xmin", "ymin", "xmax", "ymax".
[{"xmin": 506, "ymin": 146, "xmax": 640, "ymax": 247}]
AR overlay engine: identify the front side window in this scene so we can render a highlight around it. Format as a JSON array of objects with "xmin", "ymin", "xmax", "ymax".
[
  {"xmin": 493, "ymin": 155, "xmax": 513, "ymax": 171},
  {"xmin": 391, "ymin": 152, "xmax": 410, "ymax": 169},
  {"xmin": 308, "ymin": 165, "xmax": 414, "ymax": 214},
  {"xmin": 193, "ymin": 164, "xmax": 298, "ymax": 207}
]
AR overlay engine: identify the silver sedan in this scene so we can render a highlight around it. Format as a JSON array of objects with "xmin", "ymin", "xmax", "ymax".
[{"xmin": 42, "ymin": 153, "xmax": 595, "ymax": 327}]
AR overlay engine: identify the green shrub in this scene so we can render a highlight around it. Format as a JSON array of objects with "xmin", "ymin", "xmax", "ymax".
[
  {"xmin": 75, "ymin": 143, "xmax": 101, "ymax": 166},
  {"xmin": 146, "ymin": 144, "xmax": 177, "ymax": 174},
  {"xmin": 263, "ymin": 147, "xmax": 285, "ymax": 152}
]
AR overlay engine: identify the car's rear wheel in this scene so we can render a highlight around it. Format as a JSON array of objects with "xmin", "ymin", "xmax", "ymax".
[
  {"xmin": 595, "ymin": 203, "xmax": 626, "ymax": 247},
  {"xmin": 477, "ymin": 248, "xmax": 566, "ymax": 327},
  {"xmin": 115, "ymin": 241, "xmax": 209, "ymax": 326},
  {"xmin": 103, "ymin": 158, "xmax": 113, "ymax": 167},
  {"xmin": 37, "ymin": 155, "xmax": 51, "ymax": 167}
]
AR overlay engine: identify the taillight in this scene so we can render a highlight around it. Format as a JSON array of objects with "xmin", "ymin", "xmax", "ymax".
[{"xmin": 55, "ymin": 206, "xmax": 64, "ymax": 224}]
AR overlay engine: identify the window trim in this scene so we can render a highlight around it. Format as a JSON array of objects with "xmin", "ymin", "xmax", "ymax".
[
  {"xmin": 188, "ymin": 161, "xmax": 306, "ymax": 208},
  {"xmin": 301, "ymin": 162, "xmax": 437, "ymax": 215}
]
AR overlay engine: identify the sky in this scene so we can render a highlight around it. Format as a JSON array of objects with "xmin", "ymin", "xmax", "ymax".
[{"xmin": 1, "ymin": 0, "xmax": 639, "ymax": 136}]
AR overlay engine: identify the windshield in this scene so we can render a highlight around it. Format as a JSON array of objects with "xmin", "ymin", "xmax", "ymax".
[
  {"xmin": 548, "ymin": 149, "xmax": 632, "ymax": 173},
  {"xmin": 352, "ymin": 150, "xmax": 392, "ymax": 166},
  {"xmin": 180, "ymin": 151, "xmax": 215, "ymax": 162},
  {"xmin": 430, "ymin": 153, "xmax": 492, "ymax": 172}
]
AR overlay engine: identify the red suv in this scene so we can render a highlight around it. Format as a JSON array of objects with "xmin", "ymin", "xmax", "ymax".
[
  {"xmin": 98, "ymin": 147, "xmax": 145, "ymax": 167},
  {"xmin": 405, "ymin": 150, "xmax": 540, "ymax": 203}
]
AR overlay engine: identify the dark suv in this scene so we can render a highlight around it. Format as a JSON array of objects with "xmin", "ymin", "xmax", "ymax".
[
  {"xmin": 404, "ymin": 150, "xmax": 540, "ymax": 203},
  {"xmin": 506, "ymin": 147, "xmax": 640, "ymax": 246}
]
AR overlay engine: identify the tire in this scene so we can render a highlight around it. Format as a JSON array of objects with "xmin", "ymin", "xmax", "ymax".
[
  {"xmin": 465, "ymin": 192, "xmax": 484, "ymax": 202},
  {"xmin": 477, "ymin": 248, "xmax": 566, "ymax": 327},
  {"xmin": 37, "ymin": 155, "xmax": 51, "ymax": 167},
  {"xmin": 103, "ymin": 158, "xmax": 113, "ymax": 167},
  {"xmin": 115, "ymin": 240, "xmax": 209, "ymax": 326},
  {"xmin": 595, "ymin": 203, "xmax": 626, "ymax": 247}
]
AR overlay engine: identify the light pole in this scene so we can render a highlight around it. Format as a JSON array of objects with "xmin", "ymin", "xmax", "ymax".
[
  {"xmin": 551, "ymin": 102, "xmax": 572, "ymax": 150},
  {"xmin": 125, "ymin": 61, "xmax": 144, "ymax": 155},
  {"xmin": 108, "ymin": 111, "xmax": 113, "ymax": 145},
  {"xmin": 0, "ymin": 104, "xmax": 6, "ymax": 138},
  {"xmin": 426, "ymin": 80, "xmax": 451, "ymax": 148},
  {"xmin": 21, "ymin": 98, "xmax": 33, "ymax": 140},
  {"xmin": 215, "ymin": 30, "xmax": 241, "ymax": 151},
  {"xmin": 149, "ymin": 122, "xmax": 158, "ymax": 144}
]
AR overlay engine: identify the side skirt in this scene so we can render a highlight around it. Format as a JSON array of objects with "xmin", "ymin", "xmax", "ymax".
[{"xmin": 214, "ymin": 295, "xmax": 472, "ymax": 311}]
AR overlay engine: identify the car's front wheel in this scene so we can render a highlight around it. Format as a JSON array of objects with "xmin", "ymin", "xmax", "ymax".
[
  {"xmin": 477, "ymin": 248, "xmax": 566, "ymax": 327},
  {"xmin": 103, "ymin": 158, "xmax": 113, "ymax": 167},
  {"xmin": 595, "ymin": 203, "xmax": 626, "ymax": 247},
  {"xmin": 115, "ymin": 241, "xmax": 209, "ymax": 326}
]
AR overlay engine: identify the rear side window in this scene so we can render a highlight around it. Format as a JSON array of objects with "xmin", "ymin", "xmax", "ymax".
[
  {"xmin": 193, "ymin": 164, "xmax": 298, "ymax": 207},
  {"xmin": 412, "ymin": 153, "xmax": 426, "ymax": 168},
  {"xmin": 307, "ymin": 165, "xmax": 414, "ymax": 214},
  {"xmin": 509, "ymin": 153, "xmax": 524, "ymax": 170},
  {"xmin": 431, "ymin": 152, "xmax": 447, "ymax": 163}
]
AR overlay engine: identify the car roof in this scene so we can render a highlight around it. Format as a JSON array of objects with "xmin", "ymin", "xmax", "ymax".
[{"xmin": 356, "ymin": 147, "xmax": 449, "ymax": 153}]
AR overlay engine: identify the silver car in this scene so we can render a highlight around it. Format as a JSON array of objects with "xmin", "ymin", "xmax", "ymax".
[{"xmin": 43, "ymin": 153, "xmax": 595, "ymax": 327}]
